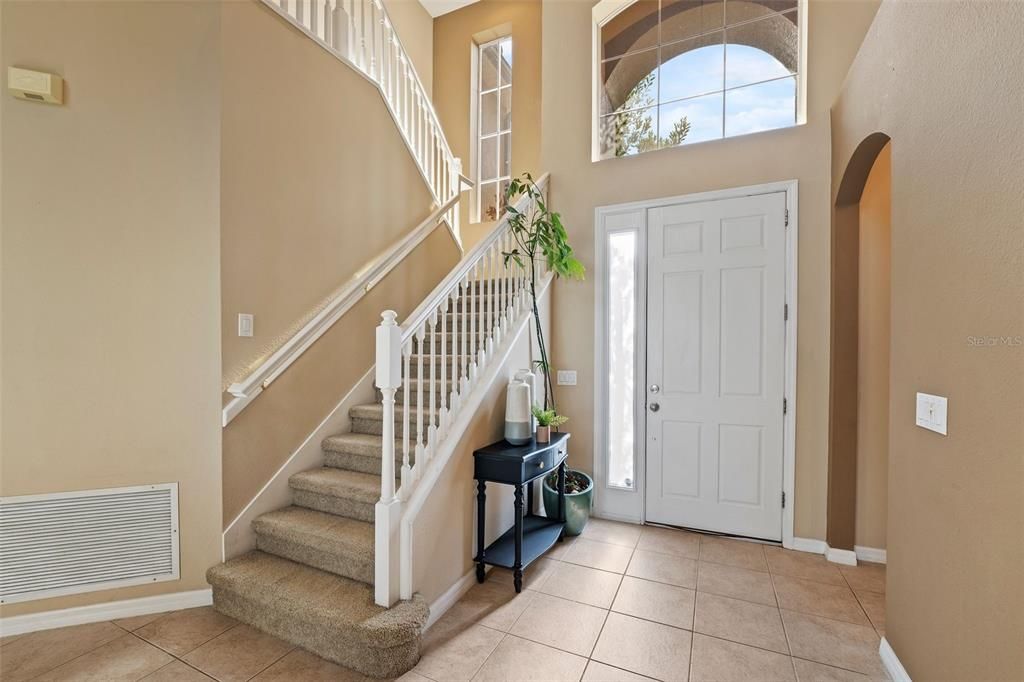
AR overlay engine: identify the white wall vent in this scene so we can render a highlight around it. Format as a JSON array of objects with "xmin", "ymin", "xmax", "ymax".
[{"xmin": 0, "ymin": 483, "xmax": 179, "ymax": 604}]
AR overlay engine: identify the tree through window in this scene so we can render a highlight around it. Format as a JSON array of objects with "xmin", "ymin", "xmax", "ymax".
[{"xmin": 597, "ymin": 0, "xmax": 801, "ymax": 159}]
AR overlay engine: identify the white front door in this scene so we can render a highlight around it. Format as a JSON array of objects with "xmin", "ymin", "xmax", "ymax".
[{"xmin": 645, "ymin": 192, "xmax": 787, "ymax": 540}]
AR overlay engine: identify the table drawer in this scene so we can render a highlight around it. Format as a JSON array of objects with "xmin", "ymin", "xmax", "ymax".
[
  {"xmin": 473, "ymin": 432, "xmax": 571, "ymax": 485},
  {"xmin": 525, "ymin": 446, "xmax": 559, "ymax": 480}
]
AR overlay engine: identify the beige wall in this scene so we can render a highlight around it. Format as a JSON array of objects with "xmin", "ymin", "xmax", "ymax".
[
  {"xmin": 413, "ymin": 282, "xmax": 550, "ymax": 603},
  {"xmin": 854, "ymin": 142, "xmax": 889, "ymax": 550},
  {"xmin": 220, "ymin": 2, "xmax": 460, "ymax": 525},
  {"xmin": 832, "ymin": 2, "xmax": 1024, "ymax": 679},
  {"xmin": 0, "ymin": 1, "xmax": 223, "ymax": 616},
  {"xmin": 222, "ymin": 227, "xmax": 458, "ymax": 524},
  {"xmin": 541, "ymin": 0, "xmax": 879, "ymax": 539},
  {"xmin": 221, "ymin": 0, "xmax": 437, "ymax": 389},
  {"xmin": 433, "ymin": 0, "xmax": 542, "ymax": 248},
  {"xmin": 383, "ymin": 0, "xmax": 435, "ymax": 95}
]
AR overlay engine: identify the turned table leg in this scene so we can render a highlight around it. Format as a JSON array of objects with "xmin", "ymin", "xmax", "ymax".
[
  {"xmin": 476, "ymin": 479, "xmax": 487, "ymax": 583},
  {"xmin": 513, "ymin": 484, "xmax": 524, "ymax": 592}
]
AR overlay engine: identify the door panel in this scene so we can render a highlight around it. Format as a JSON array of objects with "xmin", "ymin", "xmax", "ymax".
[{"xmin": 645, "ymin": 192, "xmax": 786, "ymax": 540}]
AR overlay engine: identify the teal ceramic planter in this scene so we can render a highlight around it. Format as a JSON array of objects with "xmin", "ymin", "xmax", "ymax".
[{"xmin": 542, "ymin": 470, "xmax": 593, "ymax": 536}]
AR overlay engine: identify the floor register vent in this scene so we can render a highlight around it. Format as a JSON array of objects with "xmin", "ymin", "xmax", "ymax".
[{"xmin": 0, "ymin": 483, "xmax": 179, "ymax": 604}]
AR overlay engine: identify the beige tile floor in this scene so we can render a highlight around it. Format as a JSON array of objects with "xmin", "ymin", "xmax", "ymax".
[{"xmin": 0, "ymin": 521, "xmax": 888, "ymax": 682}]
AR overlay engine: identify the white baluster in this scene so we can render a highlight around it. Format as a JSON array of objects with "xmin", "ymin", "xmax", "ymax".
[
  {"xmin": 498, "ymin": 236, "xmax": 506, "ymax": 338},
  {"xmin": 427, "ymin": 310, "xmax": 438, "ymax": 457},
  {"xmin": 470, "ymin": 263, "xmax": 479, "ymax": 380},
  {"xmin": 486, "ymin": 244, "xmax": 496, "ymax": 353},
  {"xmin": 414, "ymin": 323, "xmax": 425, "ymax": 471},
  {"xmin": 322, "ymin": 0, "xmax": 331, "ymax": 45},
  {"xmin": 401, "ymin": 340, "xmax": 412, "ymax": 493},
  {"xmin": 449, "ymin": 288, "xmax": 461, "ymax": 414},
  {"xmin": 439, "ymin": 295, "xmax": 449, "ymax": 436},
  {"xmin": 460, "ymin": 276, "xmax": 470, "ymax": 394},
  {"xmin": 367, "ymin": 0, "xmax": 376, "ymax": 79}
]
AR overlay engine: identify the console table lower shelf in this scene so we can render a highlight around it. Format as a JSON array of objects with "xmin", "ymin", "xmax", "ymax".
[{"xmin": 476, "ymin": 515, "xmax": 565, "ymax": 579}]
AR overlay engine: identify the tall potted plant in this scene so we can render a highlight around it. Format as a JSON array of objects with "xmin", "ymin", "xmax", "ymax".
[
  {"xmin": 503, "ymin": 175, "xmax": 592, "ymax": 533},
  {"xmin": 503, "ymin": 173, "xmax": 584, "ymax": 412}
]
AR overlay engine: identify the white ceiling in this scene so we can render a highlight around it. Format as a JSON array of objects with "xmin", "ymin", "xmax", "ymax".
[{"xmin": 418, "ymin": 0, "xmax": 479, "ymax": 18}]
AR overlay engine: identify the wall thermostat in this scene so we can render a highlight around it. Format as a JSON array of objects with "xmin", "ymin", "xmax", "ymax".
[{"xmin": 8, "ymin": 67, "xmax": 63, "ymax": 105}]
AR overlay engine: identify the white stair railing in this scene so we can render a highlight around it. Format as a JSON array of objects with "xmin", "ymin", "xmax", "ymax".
[
  {"xmin": 374, "ymin": 174, "xmax": 551, "ymax": 606},
  {"xmin": 262, "ymin": 0, "xmax": 461, "ymax": 237}
]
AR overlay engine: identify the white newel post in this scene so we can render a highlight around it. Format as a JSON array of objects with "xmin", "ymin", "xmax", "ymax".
[{"xmin": 375, "ymin": 310, "xmax": 402, "ymax": 607}]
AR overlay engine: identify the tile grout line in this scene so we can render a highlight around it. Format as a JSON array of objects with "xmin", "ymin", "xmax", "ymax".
[
  {"xmin": 838, "ymin": 564, "xmax": 879, "ymax": 628},
  {"xmin": 21, "ymin": 627, "xmax": 127, "ymax": 682},
  {"xmin": 585, "ymin": 540, "xmax": 632, "ymax": 673},
  {"xmin": 764, "ymin": 548, "xmax": 802, "ymax": 682}
]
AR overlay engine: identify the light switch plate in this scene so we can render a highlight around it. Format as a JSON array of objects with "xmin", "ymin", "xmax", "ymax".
[
  {"xmin": 916, "ymin": 392, "xmax": 948, "ymax": 435},
  {"xmin": 238, "ymin": 313, "xmax": 254, "ymax": 338},
  {"xmin": 556, "ymin": 370, "xmax": 577, "ymax": 386}
]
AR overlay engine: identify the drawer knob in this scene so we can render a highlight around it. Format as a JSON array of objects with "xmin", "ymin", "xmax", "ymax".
[{"xmin": 536, "ymin": 461, "xmax": 545, "ymax": 468}]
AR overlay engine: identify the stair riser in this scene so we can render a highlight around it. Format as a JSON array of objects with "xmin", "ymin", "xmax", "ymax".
[
  {"xmin": 211, "ymin": 587, "xmax": 420, "ymax": 678},
  {"xmin": 324, "ymin": 450, "xmax": 402, "ymax": 475},
  {"xmin": 380, "ymin": 389, "xmax": 457, "ymax": 408},
  {"xmin": 417, "ymin": 334, "xmax": 492, "ymax": 348},
  {"xmin": 352, "ymin": 417, "xmax": 418, "ymax": 437},
  {"xmin": 254, "ymin": 533, "xmax": 373, "ymax": 584},
  {"xmin": 292, "ymin": 489, "xmax": 375, "ymax": 522}
]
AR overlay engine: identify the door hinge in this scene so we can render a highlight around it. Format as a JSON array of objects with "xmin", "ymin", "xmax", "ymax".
[
  {"xmin": 784, "ymin": 303, "xmax": 788, "ymax": 321},
  {"xmin": 782, "ymin": 491, "xmax": 786, "ymax": 508},
  {"xmin": 784, "ymin": 209, "xmax": 790, "ymax": 227},
  {"xmin": 783, "ymin": 398, "xmax": 788, "ymax": 414}
]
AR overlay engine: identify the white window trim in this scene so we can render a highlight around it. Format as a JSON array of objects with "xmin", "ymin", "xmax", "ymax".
[
  {"xmin": 471, "ymin": 36, "xmax": 513, "ymax": 223},
  {"xmin": 592, "ymin": 180, "xmax": 799, "ymax": 551},
  {"xmin": 590, "ymin": 0, "xmax": 808, "ymax": 162}
]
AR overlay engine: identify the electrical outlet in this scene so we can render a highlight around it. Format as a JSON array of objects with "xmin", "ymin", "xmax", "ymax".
[
  {"xmin": 916, "ymin": 392, "xmax": 948, "ymax": 435},
  {"xmin": 557, "ymin": 370, "xmax": 577, "ymax": 386},
  {"xmin": 238, "ymin": 314, "xmax": 254, "ymax": 338}
]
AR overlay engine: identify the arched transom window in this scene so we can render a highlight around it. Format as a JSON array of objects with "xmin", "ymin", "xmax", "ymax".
[{"xmin": 595, "ymin": 0, "xmax": 803, "ymax": 159}]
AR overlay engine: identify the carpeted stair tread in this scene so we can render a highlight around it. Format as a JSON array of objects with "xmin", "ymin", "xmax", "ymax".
[
  {"xmin": 321, "ymin": 433, "xmax": 405, "ymax": 475},
  {"xmin": 253, "ymin": 506, "xmax": 374, "ymax": 583},
  {"xmin": 207, "ymin": 551, "xmax": 428, "ymax": 678},
  {"xmin": 290, "ymin": 467, "xmax": 382, "ymax": 502}
]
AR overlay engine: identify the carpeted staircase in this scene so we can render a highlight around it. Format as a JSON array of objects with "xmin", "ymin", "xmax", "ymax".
[{"xmin": 207, "ymin": 300, "xmax": 486, "ymax": 678}]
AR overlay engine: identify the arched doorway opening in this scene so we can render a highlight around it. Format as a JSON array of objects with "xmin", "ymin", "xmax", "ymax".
[{"xmin": 828, "ymin": 133, "xmax": 891, "ymax": 556}]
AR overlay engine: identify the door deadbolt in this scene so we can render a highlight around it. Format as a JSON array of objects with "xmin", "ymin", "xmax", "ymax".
[
  {"xmin": 649, "ymin": 384, "xmax": 660, "ymax": 394},
  {"xmin": 649, "ymin": 402, "xmax": 660, "ymax": 412}
]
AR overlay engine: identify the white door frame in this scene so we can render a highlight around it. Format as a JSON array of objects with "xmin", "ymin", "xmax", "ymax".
[{"xmin": 593, "ymin": 180, "xmax": 798, "ymax": 549}]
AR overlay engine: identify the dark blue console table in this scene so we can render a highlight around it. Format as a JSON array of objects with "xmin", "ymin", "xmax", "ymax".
[{"xmin": 473, "ymin": 432, "xmax": 570, "ymax": 592}]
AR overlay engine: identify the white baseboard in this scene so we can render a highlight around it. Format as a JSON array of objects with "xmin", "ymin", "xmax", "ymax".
[
  {"xmin": 855, "ymin": 545, "xmax": 887, "ymax": 564},
  {"xmin": 879, "ymin": 637, "xmax": 911, "ymax": 682},
  {"xmin": 0, "ymin": 588, "xmax": 212, "ymax": 637},
  {"xmin": 425, "ymin": 565, "xmax": 491, "ymax": 631},
  {"xmin": 789, "ymin": 536, "xmax": 828, "ymax": 554},
  {"xmin": 826, "ymin": 546, "xmax": 858, "ymax": 566},
  {"xmin": 222, "ymin": 366, "xmax": 377, "ymax": 560}
]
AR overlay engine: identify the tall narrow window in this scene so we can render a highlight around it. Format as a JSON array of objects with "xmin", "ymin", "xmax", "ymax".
[
  {"xmin": 596, "ymin": 0, "xmax": 801, "ymax": 159},
  {"xmin": 607, "ymin": 230, "xmax": 637, "ymax": 489},
  {"xmin": 476, "ymin": 37, "xmax": 512, "ymax": 222}
]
